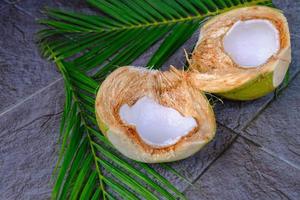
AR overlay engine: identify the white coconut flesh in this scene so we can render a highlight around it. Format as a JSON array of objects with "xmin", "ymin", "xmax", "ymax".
[
  {"xmin": 223, "ymin": 19, "xmax": 280, "ymax": 68},
  {"xmin": 119, "ymin": 96, "xmax": 197, "ymax": 147}
]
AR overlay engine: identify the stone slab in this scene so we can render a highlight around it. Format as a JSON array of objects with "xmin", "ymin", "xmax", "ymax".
[
  {"xmin": 0, "ymin": 80, "xmax": 64, "ymax": 200},
  {"xmin": 0, "ymin": 5, "xmax": 60, "ymax": 113}
]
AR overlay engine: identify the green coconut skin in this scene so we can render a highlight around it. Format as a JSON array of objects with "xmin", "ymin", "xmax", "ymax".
[
  {"xmin": 217, "ymin": 71, "xmax": 274, "ymax": 101},
  {"xmin": 95, "ymin": 111, "xmax": 109, "ymax": 134}
]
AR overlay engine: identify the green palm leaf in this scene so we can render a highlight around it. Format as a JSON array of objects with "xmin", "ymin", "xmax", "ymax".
[
  {"xmin": 39, "ymin": 0, "xmax": 273, "ymax": 78},
  {"xmin": 49, "ymin": 52, "xmax": 185, "ymax": 199},
  {"xmin": 38, "ymin": 0, "xmax": 273, "ymax": 199}
]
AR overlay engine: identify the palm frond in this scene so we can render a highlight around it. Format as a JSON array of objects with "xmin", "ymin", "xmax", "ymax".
[
  {"xmin": 49, "ymin": 49, "xmax": 185, "ymax": 199},
  {"xmin": 39, "ymin": 0, "xmax": 272, "ymax": 80},
  {"xmin": 38, "ymin": 0, "xmax": 274, "ymax": 199}
]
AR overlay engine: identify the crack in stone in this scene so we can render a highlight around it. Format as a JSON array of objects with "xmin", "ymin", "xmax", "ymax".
[
  {"xmin": 6, "ymin": 112, "xmax": 62, "ymax": 136},
  {"xmin": 40, "ymin": 111, "xmax": 62, "ymax": 129},
  {"xmin": 0, "ymin": 78, "xmax": 62, "ymax": 119},
  {"xmin": 11, "ymin": 22, "xmax": 26, "ymax": 44}
]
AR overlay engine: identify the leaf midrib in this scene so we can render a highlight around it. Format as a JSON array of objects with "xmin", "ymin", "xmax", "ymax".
[
  {"xmin": 81, "ymin": 0, "xmax": 271, "ymax": 33},
  {"xmin": 55, "ymin": 59, "xmax": 107, "ymax": 200}
]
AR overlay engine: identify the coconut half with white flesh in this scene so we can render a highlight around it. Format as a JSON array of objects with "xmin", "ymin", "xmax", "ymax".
[
  {"xmin": 95, "ymin": 66, "xmax": 216, "ymax": 163},
  {"xmin": 189, "ymin": 6, "xmax": 291, "ymax": 100}
]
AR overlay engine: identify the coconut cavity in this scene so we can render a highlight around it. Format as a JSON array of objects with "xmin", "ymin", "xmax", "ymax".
[
  {"xmin": 223, "ymin": 19, "xmax": 280, "ymax": 68},
  {"xmin": 119, "ymin": 96, "xmax": 197, "ymax": 147}
]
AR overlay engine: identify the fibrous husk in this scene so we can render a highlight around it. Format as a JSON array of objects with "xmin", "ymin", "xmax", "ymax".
[
  {"xmin": 95, "ymin": 66, "xmax": 216, "ymax": 163},
  {"xmin": 188, "ymin": 6, "xmax": 291, "ymax": 100}
]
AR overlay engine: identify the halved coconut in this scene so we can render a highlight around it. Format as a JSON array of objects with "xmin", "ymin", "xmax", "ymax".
[
  {"xmin": 95, "ymin": 66, "xmax": 216, "ymax": 163},
  {"xmin": 189, "ymin": 6, "xmax": 291, "ymax": 100}
]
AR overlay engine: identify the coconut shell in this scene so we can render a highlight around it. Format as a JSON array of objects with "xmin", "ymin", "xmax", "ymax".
[
  {"xmin": 189, "ymin": 6, "xmax": 291, "ymax": 100},
  {"xmin": 95, "ymin": 66, "xmax": 216, "ymax": 163}
]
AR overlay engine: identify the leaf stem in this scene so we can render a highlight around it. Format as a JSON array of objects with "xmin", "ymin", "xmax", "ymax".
[
  {"xmin": 58, "ymin": 0, "xmax": 271, "ymax": 33},
  {"xmin": 50, "ymin": 46, "xmax": 107, "ymax": 199}
]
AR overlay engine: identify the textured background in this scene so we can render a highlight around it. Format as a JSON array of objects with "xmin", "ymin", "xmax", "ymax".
[{"xmin": 0, "ymin": 0, "xmax": 299, "ymax": 199}]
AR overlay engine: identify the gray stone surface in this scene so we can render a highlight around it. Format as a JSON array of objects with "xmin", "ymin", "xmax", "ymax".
[
  {"xmin": 0, "ymin": 1, "xmax": 8, "ymax": 10},
  {"xmin": 184, "ymin": 137, "xmax": 300, "ymax": 200},
  {"xmin": 214, "ymin": 94, "xmax": 274, "ymax": 131},
  {"xmin": 0, "ymin": 5, "xmax": 59, "ymax": 113},
  {"xmin": 243, "ymin": 74, "xmax": 300, "ymax": 167},
  {"xmin": 0, "ymin": 80, "xmax": 64, "ymax": 200},
  {"xmin": 13, "ymin": 0, "xmax": 100, "ymax": 18},
  {"xmin": 0, "ymin": 4, "xmax": 50, "ymax": 62}
]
